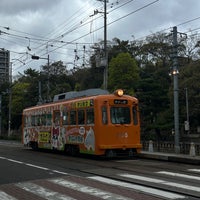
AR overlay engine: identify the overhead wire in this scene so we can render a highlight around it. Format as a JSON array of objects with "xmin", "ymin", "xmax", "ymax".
[
  {"xmin": 5, "ymin": 0, "xmax": 130, "ymax": 63},
  {"xmin": 10, "ymin": 1, "xmax": 99, "ymax": 72},
  {"xmin": 5, "ymin": 0, "xmax": 200, "ymax": 74}
]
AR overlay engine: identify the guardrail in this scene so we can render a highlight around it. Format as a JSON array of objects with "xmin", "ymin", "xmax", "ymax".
[{"xmin": 142, "ymin": 141, "xmax": 200, "ymax": 156}]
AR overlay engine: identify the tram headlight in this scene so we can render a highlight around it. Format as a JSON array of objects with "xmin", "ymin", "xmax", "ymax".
[{"xmin": 114, "ymin": 89, "xmax": 124, "ymax": 97}]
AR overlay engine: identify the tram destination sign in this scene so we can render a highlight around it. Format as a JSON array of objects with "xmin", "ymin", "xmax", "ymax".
[{"xmin": 114, "ymin": 99, "xmax": 128, "ymax": 104}]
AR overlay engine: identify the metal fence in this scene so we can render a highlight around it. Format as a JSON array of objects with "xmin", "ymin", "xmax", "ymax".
[{"xmin": 142, "ymin": 141, "xmax": 200, "ymax": 156}]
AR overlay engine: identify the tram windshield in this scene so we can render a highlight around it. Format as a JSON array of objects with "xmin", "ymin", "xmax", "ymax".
[{"xmin": 110, "ymin": 107, "xmax": 130, "ymax": 124}]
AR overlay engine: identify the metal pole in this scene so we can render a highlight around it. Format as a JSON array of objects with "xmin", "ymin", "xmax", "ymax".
[
  {"xmin": 8, "ymin": 88, "xmax": 12, "ymax": 137},
  {"xmin": 103, "ymin": 0, "xmax": 108, "ymax": 90},
  {"xmin": 47, "ymin": 54, "xmax": 50, "ymax": 101},
  {"xmin": 0, "ymin": 94, "xmax": 1, "ymax": 136},
  {"xmin": 38, "ymin": 81, "xmax": 43, "ymax": 105},
  {"xmin": 173, "ymin": 26, "xmax": 180, "ymax": 153},
  {"xmin": 184, "ymin": 87, "xmax": 190, "ymax": 132},
  {"xmin": 185, "ymin": 88, "xmax": 189, "ymax": 123}
]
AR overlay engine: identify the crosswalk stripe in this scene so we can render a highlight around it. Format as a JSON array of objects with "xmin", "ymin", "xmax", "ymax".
[
  {"xmin": 16, "ymin": 182, "xmax": 75, "ymax": 200},
  {"xmin": 120, "ymin": 173, "xmax": 200, "ymax": 192},
  {"xmin": 88, "ymin": 176, "xmax": 185, "ymax": 199},
  {"xmin": 188, "ymin": 169, "xmax": 200, "ymax": 173},
  {"xmin": 0, "ymin": 191, "xmax": 17, "ymax": 200},
  {"xmin": 157, "ymin": 171, "xmax": 200, "ymax": 181},
  {"xmin": 50, "ymin": 178, "xmax": 131, "ymax": 200}
]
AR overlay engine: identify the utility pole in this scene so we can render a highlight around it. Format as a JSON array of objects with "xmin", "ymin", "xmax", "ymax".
[
  {"xmin": 172, "ymin": 26, "xmax": 180, "ymax": 153},
  {"xmin": 38, "ymin": 81, "xmax": 43, "ymax": 105},
  {"xmin": 32, "ymin": 55, "xmax": 51, "ymax": 102},
  {"xmin": 171, "ymin": 26, "xmax": 187, "ymax": 153},
  {"xmin": 8, "ymin": 62, "xmax": 12, "ymax": 137},
  {"xmin": 184, "ymin": 87, "xmax": 190, "ymax": 132},
  {"xmin": 103, "ymin": 0, "xmax": 108, "ymax": 90},
  {"xmin": 8, "ymin": 88, "xmax": 12, "ymax": 137},
  {"xmin": 94, "ymin": 0, "xmax": 108, "ymax": 89},
  {"xmin": 47, "ymin": 54, "xmax": 50, "ymax": 101},
  {"xmin": 0, "ymin": 94, "xmax": 1, "ymax": 136}
]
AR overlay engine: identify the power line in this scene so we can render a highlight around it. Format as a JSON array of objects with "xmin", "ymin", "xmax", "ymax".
[{"xmin": 7, "ymin": 0, "xmax": 200, "ymax": 75}]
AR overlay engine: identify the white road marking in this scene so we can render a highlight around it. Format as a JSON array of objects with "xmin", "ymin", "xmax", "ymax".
[
  {"xmin": 16, "ymin": 182, "xmax": 75, "ymax": 200},
  {"xmin": 52, "ymin": 170, "xmax": 68, "ymax": 175},
  {"xmin": 25, "ymin": 163, "xmax": 49, "ymax": 170},
  {"xmin": 0, "ymin": 156, "xmax": 68, "ymax": 175},
  {"xmin": 88, "ymin": 176, "xmax": 185, "ymax": 199},
  {"xmin": 188, "ymin": 169, "xmax": 200, "ymax": 173},
  {"xmin": 157, "ymin": 171, "xmax": 200, "ymax": 181},
  {"xmin": 6, "ymin": 158, "xmax": 23, "ymax": 164},
  {"xmin": 50, "ymin": 177, "xmax": 132, "ymax": 200},
  {"xmin": 0, "ymin": 191, "xmax": 17, "ymax": 200},
  {"xmin": 120, "ymin": 173, "xmax": 200, "ymax": 192}
]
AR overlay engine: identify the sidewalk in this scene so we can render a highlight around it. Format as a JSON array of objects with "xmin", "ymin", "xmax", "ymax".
[{"xmin": 139, "ymin": 151, "xmax": 200, "ymax": 165}]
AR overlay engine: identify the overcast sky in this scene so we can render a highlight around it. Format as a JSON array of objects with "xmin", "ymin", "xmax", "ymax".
[{"xmin": 0, "ymin": 0, "xmax": 200, "ymax": 76}]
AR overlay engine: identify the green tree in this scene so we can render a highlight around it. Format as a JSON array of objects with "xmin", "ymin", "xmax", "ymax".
[
  {"xmin": 41, "ymin": 61, "xmax": 73, "ymax": 100},
  {"xmin": 11, "ymin": 82, "xmax": 30, "ymax": 129},
  {"xmin": 108, "ymin": 52, "xmax": 139, "ymax": 94},
  {"xmin": 179, "ymin": 60, "xmax": 200, "ymax": 129}
]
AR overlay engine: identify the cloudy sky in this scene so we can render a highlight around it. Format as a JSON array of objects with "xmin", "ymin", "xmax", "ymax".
[{"xmin": 0, "ymin": 0, "xmax": 200, "ymax": 76}]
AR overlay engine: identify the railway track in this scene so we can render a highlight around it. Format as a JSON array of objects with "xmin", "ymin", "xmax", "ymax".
[{"xmin": 1, "ymin": 143, "xmax": 200, "ymax": 199}]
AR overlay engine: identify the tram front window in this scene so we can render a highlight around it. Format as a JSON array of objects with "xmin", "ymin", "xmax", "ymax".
[{"xmin": 110, "ymin": 107, "xmax": 130, "ymax": 124}]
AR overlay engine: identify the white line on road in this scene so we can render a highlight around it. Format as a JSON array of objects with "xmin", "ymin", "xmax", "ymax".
[
  {"xmin": 0, "ymin": 191, "xmax": 17, "ymax": 200},
  {"xmin": 50, "ymin": 177, "xmax": 132, "ymax": 200},
  {"xmin": 52, "ymin": 170, "xmax": 68, "ymax": 175},
  {"xmin": 0, "ymin": 156, "xmax": 68, "ymax": 176},
  {"xmin": 120, "ymin": 173, "xmax": 200, "ymax": 192},
  {"xmin": 157, "ymin": 171, "xmax": 200, "ymax": 181},
  {"xmin": 25, "ymin": 163, "xmax": 49, "ymax": 170},
  {"xmin": 6, "ymin": 158, "xmax": 23, "ymax": 164},
  {"xmin": 188, "ymin": 169, "xmax": 200, "ymax": 173},
  {"xmin": 88, "ymin": 176, "xmax": 185, "ymax": 199}
]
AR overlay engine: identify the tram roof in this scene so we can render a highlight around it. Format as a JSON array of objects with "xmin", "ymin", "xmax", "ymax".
[{"xmin": 53, "ymin": 88, "xmax": 109, "ymax": 102}]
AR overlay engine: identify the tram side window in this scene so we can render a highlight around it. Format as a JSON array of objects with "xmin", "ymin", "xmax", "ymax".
[
  {"xmin": 78, "ymin": 110, "xmax": 85, "ymax": 125},
  {"xmin": 46, "ymin": 113, "xmax": 52, "ymax": 126},
  {"xmin": 86, "ymin": 108, "xmax": 94, "ymax": 124},
  {"xmin": 70, "ymin": 110, "xmax": 76, "ymax": 125},
  {"xmin": 41, "ymin": 114, "xmax": 46, "ymax": 125},
  {"xmin": 24, "ymin": 115, "xmax": 29, "ymax": 127},
  {"xmin": 53, "ymin": 111, "xmax": 60, "ymax": 126},
  {"xmin": 28, "ymin": 116, "xmax": 31, "ymax": 126},
  {"xmin": 35, "ymin": 115, "xmax": 40, "ymax": 126},
  {"xmin": 31, "ymin": 115, "xmax": 36, "ymax": 126},
  {"xmin": 102, "ymin": 106, "xmax": 108, "ymax": 124},
  {"xmin": 25, "ymin": 115, "xmax": 31, "ymax": 127},
  {"xmin": 63, "ymin": 111, "xmax": 68, "ymax": 125},
  {"xmin": 132, "ymin": 106, "xmax": 138, "ymax": 125}
]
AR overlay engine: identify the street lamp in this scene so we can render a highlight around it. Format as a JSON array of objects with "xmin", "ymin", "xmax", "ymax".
[
  {"xmin": 172, "ymin": 26, "xmax": 180, "ymax": 153},
  {"xmin": 32, "ymin": 54, "xmax": 50, "ymax": 102}
]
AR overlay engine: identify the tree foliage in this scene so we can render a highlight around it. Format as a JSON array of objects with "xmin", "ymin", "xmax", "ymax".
[{"xmin": 108, "ymin": 52, "xmax": 139, "ymax": 95}]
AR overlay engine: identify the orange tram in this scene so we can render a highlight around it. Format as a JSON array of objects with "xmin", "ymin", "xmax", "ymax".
[{"xmin": 22, "ymin": 88, "xmax": 142, "ymax": 157}]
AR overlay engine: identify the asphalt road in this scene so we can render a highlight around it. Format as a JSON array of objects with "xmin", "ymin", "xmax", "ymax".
[{"xmin": 1, "ymin": 140, "xmax": 200, "ymax": 200}]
